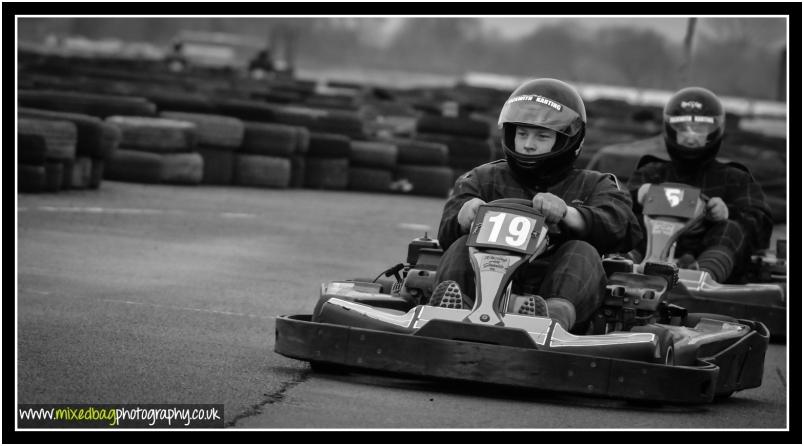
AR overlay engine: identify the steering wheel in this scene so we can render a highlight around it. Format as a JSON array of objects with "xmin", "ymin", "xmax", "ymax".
[{"xmin": 641, "ymin": 183, "xmax": 709, "ymax": 265}]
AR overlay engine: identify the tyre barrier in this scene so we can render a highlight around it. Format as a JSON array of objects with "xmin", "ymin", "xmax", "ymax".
[
  {"xmin": 160, "ymin": 111, "xmax": 244, "ymax": 149},
  {"xmin": 241, "ymin": 122, "xmax": 299, "ymax": 157},
  {"xmin": 18, "ymin": 117, "xmax": 77, "ymax": 161},
  {"xmin": 349, "ymin": 140, "xmax": 398, "ymax": 170},
  {"xmin": 394, "ymin": 165, "xmax": 453, "ymax": 198},
  {"xmin": 268, "ymin": 105, "xmax": 322, "ymax": 128},
  {"xmin": 89, "ymin": 159, "xmax": 104, "ymax": 189},
  {"xmin": 18, "ymin": 133, "xmax": 48, "ymax": 165},
  {"xmin": 308, "ymin": 110, "xmax": 366, "ymax": 140},
  {"xmin": 142, "ymin": 90, "xmax": 217, "ymax": 115},
  {"xmin": 415, "ymin": 115, "xmax": 491, "ymax": 140},
  {"xmin": 19, "ymin": 164, "xmax": 46, "ymax": 193},
  {"xmin": 196, "ymin": 146, "xmax": 235, "ymax": 185},
  {"xmin": 20, "ymin": 108, "xmax": 121, "ymax": 159},
  {"xmin": 389, "ymin": 138, "xmax": 449, "ymax": 166},
  {"xmin": 212, "ymin": 98, "xmax": 285, "ymax": 123},
  {"xmin": 415, "ymin": 132, "xmax": 493, "ymax": 168},
  {"xmin": 68, "ymin": 157, "xmax": 93, "ymax": 189},
  {"xmin": 304, "ymin": 157, "xmax": 349, "ymax": 190},
  {"xmin": 161, "ymin": 152, "xmax": 204, "ymax": 185},
  {"xmin": 19, "ymin": 90, "xmax": 157, "ymax": 118},
  {"xmin": 290, "ymin": 155, "xmax": 306, "ymax": 188},
  {"xmin": 348, "ymin": 167, "xmax": 393, "ymax": 193},
  {"xmin": 234, "ymin": 154, "xmax": 292, "ymax": 189},
  {"xmin": 106, "ymin": 116, "xmax": 197, "ymax": 153},
  {"xmin": 44, "ymin": 161, "xmax": 64, "ymax": 192},
  {"xmin": 104, "ymin": 148, "xmax": 164, "ymax": 184},
  {"xmin": 307, "ymin": 133, "xmax": 352, "ymax": 159}
]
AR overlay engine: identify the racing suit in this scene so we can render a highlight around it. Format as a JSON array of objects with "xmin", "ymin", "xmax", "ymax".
[
  {"xmin": 627, "ymin": 156, "xmax": 773, "ymax": 283},
  {"xmin": 435, "ymin": 160, "xmax": 643, "ymax": 328}
]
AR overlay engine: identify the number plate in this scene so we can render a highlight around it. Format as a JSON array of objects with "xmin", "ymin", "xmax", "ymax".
[{"xmin": 467, "ymin": 206, "xmax": 546, "ymax": 255}]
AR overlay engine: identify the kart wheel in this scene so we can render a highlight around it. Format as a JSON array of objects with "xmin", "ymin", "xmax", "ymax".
[{"xmin": 631, "ymin": 325, "xmax": 675, "ymax": 365}]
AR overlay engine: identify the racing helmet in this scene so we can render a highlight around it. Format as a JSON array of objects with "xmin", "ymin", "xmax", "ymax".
[
  {"xmin": 498, "ymin": 78, "xmax": 586, "ymax": 185},
  {"xmin": 663, "ymin": 87, "xmax": 725, "ymax": 164}
]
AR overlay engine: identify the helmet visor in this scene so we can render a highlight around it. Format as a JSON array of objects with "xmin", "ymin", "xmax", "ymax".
[
  {"xmin": 498, "ymin": 94, "xmax": 584, "ymax": 137},
  {"xmin": 667, "ymin": 115, "xmax": 723, "ymax": 149}
]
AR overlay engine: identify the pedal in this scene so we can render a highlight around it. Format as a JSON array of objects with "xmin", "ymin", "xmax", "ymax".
[{"xmin": 643, "ymin": 261, "xmax": 679, "ymax": 289}]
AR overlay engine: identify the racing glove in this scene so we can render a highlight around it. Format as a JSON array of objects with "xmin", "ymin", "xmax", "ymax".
[
  {"xmin": 636, "ymin": 183, "xmax": 653, "ymax": 205},
  {"xmin": 457, "ymin": 198, "xmax": 486, "ymax": 233},
  {"xmin": 705, "ymin": 196, "xmax": 729, "ymax": 221},
  {"xmin": 532, "ymin": 192, "xmax": 568, "ymax": 225}
]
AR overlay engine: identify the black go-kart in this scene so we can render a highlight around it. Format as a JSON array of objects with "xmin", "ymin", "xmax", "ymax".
[
  {"xmin": 275, "ymin": 198, "xmax": 769, "ymax": 404},
  {"xmin": 620, "ymin": 182, "xmax": 786, "ymax": 339}
]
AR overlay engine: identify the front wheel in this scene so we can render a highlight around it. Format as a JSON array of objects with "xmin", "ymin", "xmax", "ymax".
[{"xmin": 631, "ymin": 324, "xmax": 675, "ymax": 365}]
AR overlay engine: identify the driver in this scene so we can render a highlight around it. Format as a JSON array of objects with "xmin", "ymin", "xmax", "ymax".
[
  {"xmin": 431, "ymin": 78, "xmax": 643, "ymax": 331},
  {"xmin": 626, "ymin": 87, "xmax": 773, "ymax": 283}
]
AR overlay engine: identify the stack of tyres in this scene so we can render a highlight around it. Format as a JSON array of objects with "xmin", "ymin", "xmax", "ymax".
[
  {"xmin": 304, "ymin": 132, "xmax": 351, "ymax": 190},
  {"xmin": 347, "ymin": 140, "xmax": 398, "ymax": 193},
  {"xmin": 414, "ymin": 114, "xmax": 494, "ymax": 184},
  {"xmin": 17, "ymin": 117, "xmax": 77, "ymax": 193},
  {"xmin": 19, "ymin": 108, "xmax": 121, "ymax": 190},
  {"xmin": 104, "ymin": 116, "xmax": 201, "ymax": 185},
  {"xmin": 235, "ymin": 121, "xmax": 308, "ymax": 189},
  {"xmin": 386, "ymin": 138, "xmax": 452, "ymax": 197},
  {"xmin": 161, "ymin": 111, "xmax": 244, "ymax": 185},
  {"xmin": 18, "ymin": 90, "xmax": 157, "ymax": 119}
]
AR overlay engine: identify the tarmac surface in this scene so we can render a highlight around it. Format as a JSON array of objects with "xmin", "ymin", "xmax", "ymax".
[{"xmin": 16, "ymin": 181, "xmax": 789, "ymax": 430}]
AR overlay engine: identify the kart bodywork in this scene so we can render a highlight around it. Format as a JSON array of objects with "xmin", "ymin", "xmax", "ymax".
[
  {"xmin": 633, "ymin": 183, "xmax": 786, "ymax": 338},
  {"xmin": 275, "ymin": 199, "xmax": 769, "ymax": 404}
]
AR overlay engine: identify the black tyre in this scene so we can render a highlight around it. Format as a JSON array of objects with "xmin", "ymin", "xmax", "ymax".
[
  {"xmin": 161, "ymin": 152, "xmax": 204, "ymax": 185},
  {"xmin": 106, "ymin": 116, "xmax": 196, "ymax": 153},
  {"xmin": 290, "ymin": 155, "xmax": 306, "ymax": 188},
  {"xmin": 394, "ymin": 164, "xmax": 453, "ymax": 197},
  {"xmin": 196, "ymin": 146, "xmax": 235, "ymax": 185},
  {"xmin": 19, "ymin": 90, "xmax": 157, "ymax": 118},
  {"xmin": 18, "ymin": 165, "xmax": 46, "ymax": 193},
  {"xmin": 240, "ymin": 122, "xmax": 299, "ymax": 157},
  {"xmin": 88, "ymin": 159, "xmax": 104, "ymax": 189},
  {"xmin": 416, "ymin": 115, "xmax": 491, "ymax": 140},
  {"xmin": 631, "ymin": 324, "xmax": 675, "ymax": 365},
  {"xmin": 349, "ymin": 140, "xmax": 398, "ymax": 169},
  {"xmin": 44, "ymin": 161, "xmax": 64, "ymax": 192},
  {"xmin": 18, "ymin": 133, "xmax": 48, "ymax": 165},
  {"xmin": 18, "ymin": 117, "xmax": 77, "ymax": 161},
  {"xmin": 104, "ymin": 148, "xmax": 163, "ymax": 184},
  {"xmin": 348, "ymin": 167, "xmax": 392, "ymax": 192},
  {"xmin": 390, "ymin": 138, "xmax": 449, "ymax": 166},
  {"xmin": 20, "ymin": 107, "xmax": 122, "ymax": 160},
  {"xmin": 234, "ymin": 154, "xmax": 291, "ymax": 188},
  {"xmin": 160, "ymin": 111, "xmax": 245, "ymax": 149},
  {"xmin": 304, "ymin": 157, "xmax": 349, "ymax": 190},
  {"xmin": 307, "ymin": 133, "xmax": 352, "ymax": 158}
]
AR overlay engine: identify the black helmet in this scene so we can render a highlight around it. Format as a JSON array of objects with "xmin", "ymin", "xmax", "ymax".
[
  {"xmin": 498, "ymin": 78, "xmax": 586, "ymax": 187},
  {"xmin": 663, "ymin": 87, "xmax": 725, "ymax": 166}
]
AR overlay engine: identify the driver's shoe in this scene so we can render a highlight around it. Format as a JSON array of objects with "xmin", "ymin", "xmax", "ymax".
[
  {"xmin": 508, "ymin": 293, "xmax": 548, "ymax": 317},
  {"xmin": 429, "ymin": 280, "xmax": 465, "ymax": 309}
]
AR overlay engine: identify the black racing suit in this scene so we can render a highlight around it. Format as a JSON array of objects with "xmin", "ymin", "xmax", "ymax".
[
  {"xmin": 627, "ymin": 155, "xmax": 773, "ymax": 283},
  {"xmin": 435, "ymin": 160, "xmax": 643, "ymax": 327}
]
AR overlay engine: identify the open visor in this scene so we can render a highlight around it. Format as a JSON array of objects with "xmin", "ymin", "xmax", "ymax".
[{"xmin": 498, "ymin": 95, "xmax": 584, "ymax": 136}]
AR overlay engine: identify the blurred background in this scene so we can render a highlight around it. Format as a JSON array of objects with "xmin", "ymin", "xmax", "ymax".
[
  {"xmin": 16, "ymin": 16, "xmax": 788, "ymax": 222},
  {"xmin": 18, "ymin": 16, "xmax": 787, "ymax": 99}
]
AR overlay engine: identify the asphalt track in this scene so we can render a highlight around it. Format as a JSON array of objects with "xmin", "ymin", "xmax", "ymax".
[{"xmin": 16, "ymin": 181, "xmax": 788, "ymax": 430}]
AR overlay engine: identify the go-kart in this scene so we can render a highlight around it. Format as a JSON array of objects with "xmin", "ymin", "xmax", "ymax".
[
  {"xmin": 275, "ymin": 199, "xmax": 769, "ymax": 404},
  {"xmin": 622, "ymin": 182, "xmax": 786, "ymax": 339}
]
